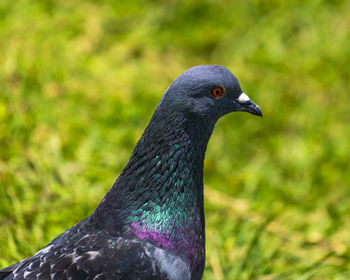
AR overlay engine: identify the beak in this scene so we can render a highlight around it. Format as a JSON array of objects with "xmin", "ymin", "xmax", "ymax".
[{"xmin": 236, "ymin": 93, "xmax": 263, "ymax": 117}]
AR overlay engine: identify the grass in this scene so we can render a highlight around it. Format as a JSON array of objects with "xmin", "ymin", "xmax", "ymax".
[{"xmin": 1, "ymin": 0, "xmax": 350, "ymax": 279}]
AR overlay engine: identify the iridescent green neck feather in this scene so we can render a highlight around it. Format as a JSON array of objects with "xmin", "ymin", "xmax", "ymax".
[{"xmin": 92, "ymin": 106, "xmax": 216, "ymax": 267}]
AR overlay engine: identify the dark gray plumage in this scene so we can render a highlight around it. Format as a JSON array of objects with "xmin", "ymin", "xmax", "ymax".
[{"xmin": 0, "ymin": 65, "xmax": 262, "ymax": 280}]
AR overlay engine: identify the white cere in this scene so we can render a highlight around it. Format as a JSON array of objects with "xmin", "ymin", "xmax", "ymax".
[{"xmin": 237, "ymin": 92, "xmax": 250, "ymax": 104}]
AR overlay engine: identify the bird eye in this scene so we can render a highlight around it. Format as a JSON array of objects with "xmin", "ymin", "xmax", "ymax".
[{"xmin": 211, "ymin": 87, "xmax": 224, "ymax": 99}]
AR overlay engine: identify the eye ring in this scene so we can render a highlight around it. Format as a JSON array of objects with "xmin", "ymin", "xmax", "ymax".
[{"xmin": 211, "ymin": 87, "xmax": 224, "ymax": 99}]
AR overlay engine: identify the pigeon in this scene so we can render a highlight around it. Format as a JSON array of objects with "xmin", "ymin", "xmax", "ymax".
[{"xmin": 0, "ymin": 65, "xmax": 262, "ymax": 280}]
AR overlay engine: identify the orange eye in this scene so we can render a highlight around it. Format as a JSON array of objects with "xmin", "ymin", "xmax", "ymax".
[{"xmin": 211, "ymin": 87, "xmax": 224, "ymax": 99}]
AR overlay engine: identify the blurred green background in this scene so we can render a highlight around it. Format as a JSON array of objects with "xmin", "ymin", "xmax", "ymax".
[{"xmin": 1, "ymin": 0, "xmax": 350, "ymax": 279}]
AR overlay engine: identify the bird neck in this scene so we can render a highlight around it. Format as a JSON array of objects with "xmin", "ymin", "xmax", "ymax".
[
  {"xmin": 123, "ymin": 108, "xmax": 214, "ymax": 224},
  {"xmin": 92, "ymin": 107, "xmax": 215, "ymax": 267}
]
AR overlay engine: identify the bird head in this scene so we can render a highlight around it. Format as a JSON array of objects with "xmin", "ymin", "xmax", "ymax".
[{"xmin": 159, "ymin": 65, "xmax": 262, "ymax": 122}]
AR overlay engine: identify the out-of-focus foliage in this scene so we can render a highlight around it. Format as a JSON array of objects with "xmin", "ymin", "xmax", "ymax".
[{"xmin": 1, "ymin": 0, "xmax": 349, "ymax": 279}]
